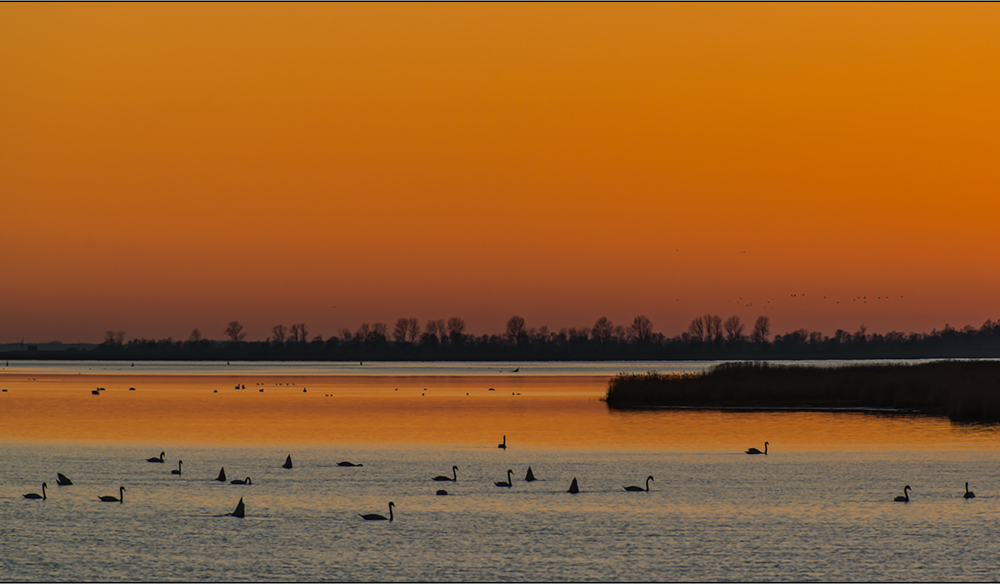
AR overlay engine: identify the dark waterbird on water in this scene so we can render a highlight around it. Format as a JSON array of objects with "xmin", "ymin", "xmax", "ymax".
[
  {"xmin": 567, "ymin": 478, "xmax": 580, "ymax": 494},
  {"xmin": 436, "ymin": 489, "xmax": 448, "ymax": 496},
  {"xmin": 56, "ymin": 473, "xmax": 73, "ymax": 486},
  {"xmin": 337, "ymin": 461, "xmax": 362, "ymax": 467},
  {"xmin": 495, "ymin": 469, "xmax": 513, "ymax": 488},
  {"xmin": 498, "ymin": 435, "xmax": 507, "ymax": 449},
  {"xmin": 525, "ymin": 467, "xmax": 537, "ymax": 481},
  {"xmin": 147, "ymin": 452, "xmax": 165, "ymax": 463},
  {"xmin": 23, "ymin": 482, "xmax": 47, "ymax": 500},
  {"xmin": 894, "ymin": 485, "xmax": 911, "ymax": 502},
  {"xmin": 216, "ymin": 467, "xmax": 227, "ymax": 482},
  {"xmin": 360, "ymin": 501, "xmax": 395, "ymax": 521},
  {"xmin": 964, "ymin": 482, "xmax": 975, "ymax": 499},
  {"xmin": 231, "ymin": 477, "xmax": 252, "ymax": 485},
  {"xmin": 172, "ymin": 460, "xmax": 183, "ymax": 475},
  {"xmin": 100, "ymin": 486, "xmax": 126, "ymax": 503},
  {"xmin": 433, "ymin": 466, "xmax": 458, "ymax": 482},
  {"xmin": 625, "ymin": 476, "xmax": 654, "ymax": 492},
  {"xmin": 283, "ymin": 455, "xmax": 293, "ymax": 469},
  {"xmin": 746, "ymin": 442, "xmax": 768, "ymax": 455}
]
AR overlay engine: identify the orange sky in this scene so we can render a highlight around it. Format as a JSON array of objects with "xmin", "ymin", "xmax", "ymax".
[{"xmin": 2, "ymin": 3, "xmax": 999, "ymax": 343}]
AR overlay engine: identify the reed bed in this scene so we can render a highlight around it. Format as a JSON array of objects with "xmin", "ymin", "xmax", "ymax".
[{"xmin": 605, "ymin": 360, "xmax": 1000, "ymax": 421}]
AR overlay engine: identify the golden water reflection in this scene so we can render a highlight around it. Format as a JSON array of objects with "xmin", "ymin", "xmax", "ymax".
[{"xmin": 3, "ymin": 373, "xmax": 999, "ymax": 449}]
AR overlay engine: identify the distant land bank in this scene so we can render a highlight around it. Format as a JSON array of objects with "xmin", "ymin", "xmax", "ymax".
[{"xmin": 605, "ymin": 361, "xmax": 1000, "ymax": 422}]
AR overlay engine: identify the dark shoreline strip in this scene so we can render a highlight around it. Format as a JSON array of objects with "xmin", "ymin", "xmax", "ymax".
[{"xmin": 604, "ymin": 360, "xmax": 1000, "ymax": 422}]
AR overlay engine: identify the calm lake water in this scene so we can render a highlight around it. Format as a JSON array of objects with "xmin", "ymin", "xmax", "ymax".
[{"xmin": 3, "ymin": 360, "xmax": 1000, "ymax": 582}]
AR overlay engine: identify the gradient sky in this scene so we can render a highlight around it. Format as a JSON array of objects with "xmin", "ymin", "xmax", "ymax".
[{"xmin": 2, "ymin": 3, "xmax": 999, "ymax": 343}]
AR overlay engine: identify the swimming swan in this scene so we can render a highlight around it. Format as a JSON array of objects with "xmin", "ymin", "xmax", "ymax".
[
  {"xmin": 494, "ymin": 469, "xmax": 513, "ymax": 488},
  {"xmin": 964, "ymin": 482, "xmax": 976, "ymax": 499},
  {"xmin": 99, "ymin": 486, "xmax": 126, "ymax": 503},
  {"xmin": 23, "ymin": 482, "xmax": 47, "ymax": 500},
  {"xmin": 171, "ymin": 460, "xmax": 182, "ymax": 475},
  {"xmin": 360, "ymin": 501, "xmax": 395, "ymax": 521},
  {"xmin": 894, "ymin": 485, "xmax": 911, "ymax": 502},
  {"xmin": 498, "ymin": 435, "xmax": 507, "ymax": 449},
  {"xmin": 746, "ymin": 442, "xmax": 768, "ymax": 455},
  {"xmin": 231, "ymin": 477, "xmax": 252, "ymax": 485},
  {"xmin": 56, "ymin": 473, "xmax": 73, "ymax": 486},
  {"xmin": 433, "ymin": 466, "xmax": 458, "ymax": 482},
  {"xmin": 337, "ymin": 461, "xmax": 362, "ymax": 467},
  {"xmin": 625, "ymin": 476, "xmax": 654, "ymax": 492},
  {"xmin": 147, "ymin": 452, "xmax": 165, "ymax": 463}
]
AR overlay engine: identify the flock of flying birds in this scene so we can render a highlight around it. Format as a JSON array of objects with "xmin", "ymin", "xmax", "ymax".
[{"xmin": 728, "ymin": 293, "xmax": 906, "ymax": 310}]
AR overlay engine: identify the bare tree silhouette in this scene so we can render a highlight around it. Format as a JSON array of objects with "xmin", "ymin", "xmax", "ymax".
[
  {"xmin": 506, "ymin": 316, "xmax": 526, "ymax": 346},
  {"xmin": 688, "ymin": 317, "xmax": 705, "ymax": 342},
  {"xmin": 406, "ymin": 318, "xmax": 420, "ymax": 342},
  {"xmin": 592, "ymin": 316, "xmax": 614, "ymax": 345},
  {"xmin": 189, "ymin": 328, "xmax": 202, "ymax": 343},
  {"xmin": 271, "ymin": 324, "xmax": 287, "ymax": 343},
  {"xmin": 447, "ymin": 317, "xmax": 466, "ymax": 343},
  {"xmin": 393, "ymin": 318, "xmax": 409, "ymax": 343},
  {"xmin": 630, "ymin": 315, "xmax": 654, "ymax": 343},
  {"xmin": 751, "ymin": 316, "xmax": 770, "ymax": 344},
  {"xmin": 724, "ymin": 316, "xmax": 744, "ymax": 343},
  {"xmin": 225, "ymin": 321, "xmax": 247, "ymax": 344}
]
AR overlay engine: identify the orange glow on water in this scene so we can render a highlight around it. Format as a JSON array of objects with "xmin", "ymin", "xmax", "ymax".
[
  {"xmin": 2, "ymin": 373, "xmax": 996, "ymax": 450},
  {"xmin": 2, "ymin": 4, "xmax": 999, "ymax": 342}
]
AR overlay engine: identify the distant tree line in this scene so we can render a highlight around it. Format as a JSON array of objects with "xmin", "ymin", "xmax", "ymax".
[{"xmin": 8, "ymin": 314, "xmax": 1000, "ymax": 361}]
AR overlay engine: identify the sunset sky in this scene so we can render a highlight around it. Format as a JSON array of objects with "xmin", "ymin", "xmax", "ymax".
[{"xmin": 2, "ymin": 3, "xmax": 999, "ymax": 344}]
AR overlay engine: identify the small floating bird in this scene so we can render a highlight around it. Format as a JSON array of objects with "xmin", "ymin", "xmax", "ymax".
[
  {"xmin": 436, "ymin": 489, "xmax": 448, "ymax": 496},
  {"xmin": 360, "ymin": 501, "xmax": 395, "ymax": 521},
  {"xmin": 216, "ymin": 467, "xmax": 227, "ymax": 482},
  {"xmin": 495, "ymin": 469, "xmax": 513, "ymax": 488},
  {"xmin": 498, "ymin": 435, "xmax": 507, "ymax": 449},
  {"xmin": 567, "ymin": 478, "xmax": 580, "ymax": 494},
  {"xmin": 625, "ymin": 476, "xmax": 654, "ymax": 492},
  {"xmin": 283, "ymin": 455, "xmax": 293, "ymax": 469},
  {"xmin": 99, "ymin": 486, "xmax": 126, "ymax": 503},
  {"xmin": 894, "ymin": 485, "xmax": 911, "ymax": 502},
  {"xmin": 23, "ymin": 482, "xmax": 47, "ymax": 500},
  {"xmin": 231, "ymin": 477, "xmax": 252, "ymax": 485},
  {"xmin": 147, "ymin": 452, "xmax": 165, "ymax": 463},
  {"xmin": 337, "ymin": 461, "xmax": 362, "ymax": 467},
  {"xmin": 433, "ymin": 466, "xmax": 458, "ymax": 482},
  {"xmin": 171, "ymin": 460, "xmax": 183, "ymax": 475},
  {"xmin": 56, "ymin": 473, "xmax": 73, "ymax": 486},
  {"xmin": 524, "ymin": 467, "xmax": 537, "ymax": 482},
  {"xmin": 964, "ymin": 482, "xmax": 975, "ymax": 499},
  {"xmin": 746, "ymin": 442, "xmax": 768, "ymax": 455}
]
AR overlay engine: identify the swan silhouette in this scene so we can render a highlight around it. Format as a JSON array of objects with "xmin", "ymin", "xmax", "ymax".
[
  {"xmin": 337, "ymin": 461, "xmax": 362, "ymax": 467},
  {"xmin": 231, "ymin": 477, "xmax": 252, "ymax": 485},
  {"xmin": 524, "ymin": 467, "xmax": 537, "ymax": 482},
  {"xmin": 56, "ymin": 473, "xmax": 73, "ymax": 486},
  {"xmin": 567, "ymin": 478, "xmax": 580, "ymax": 494},
  {"xmin": 964, "ymin": 482, "xmax": 975, "ymax": 499},
  {"xmin": 433, "ymin": 466, "xmax": 458, "ymax": 482},
  {"xmin": 894, "ymin": 485, "xmax": 911, "ymax": 502},
  {"xmin": 360, "ymin": 501, "xmax": 394, "ymax": 521},
  {"xmin": 625, "ymin": 476, "xmax": 654, "ymax": 492},
  {"xmin": 99, "ymin": 486, "xmax": 126, "ymax": 503},
  {"xmin": 494, "ymin": 469, "xmax": 513, "ymax": 488},
  {"xmin": 746, "ymin": 442, "xmax": 768, "ymax": 455},
  {"xmin": 23, "ymin": 482, "xmax": 47, "ymax": 500},
  {"xmin": 147, "ymin": 452, "xmax": 165, "ymax": 463},
  {"xmin": 498, "ymin": 435, "xmax": 507, "ymax": 449},
  {"xmin": 216, "ymin": 467, "xmax": 227, "ymax": 482},
  {"xmin": 283, "ymin": 455, "xmax": 293, "ymax": 469},
  {"xmin": 171, "ymin": 460, "xmax": 182, "ymax": 475}
]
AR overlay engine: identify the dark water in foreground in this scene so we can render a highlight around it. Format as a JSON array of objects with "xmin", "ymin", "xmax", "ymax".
[{"xmin": 2, "ymin": 361, "xmax": 1000, "ymax": 581}]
